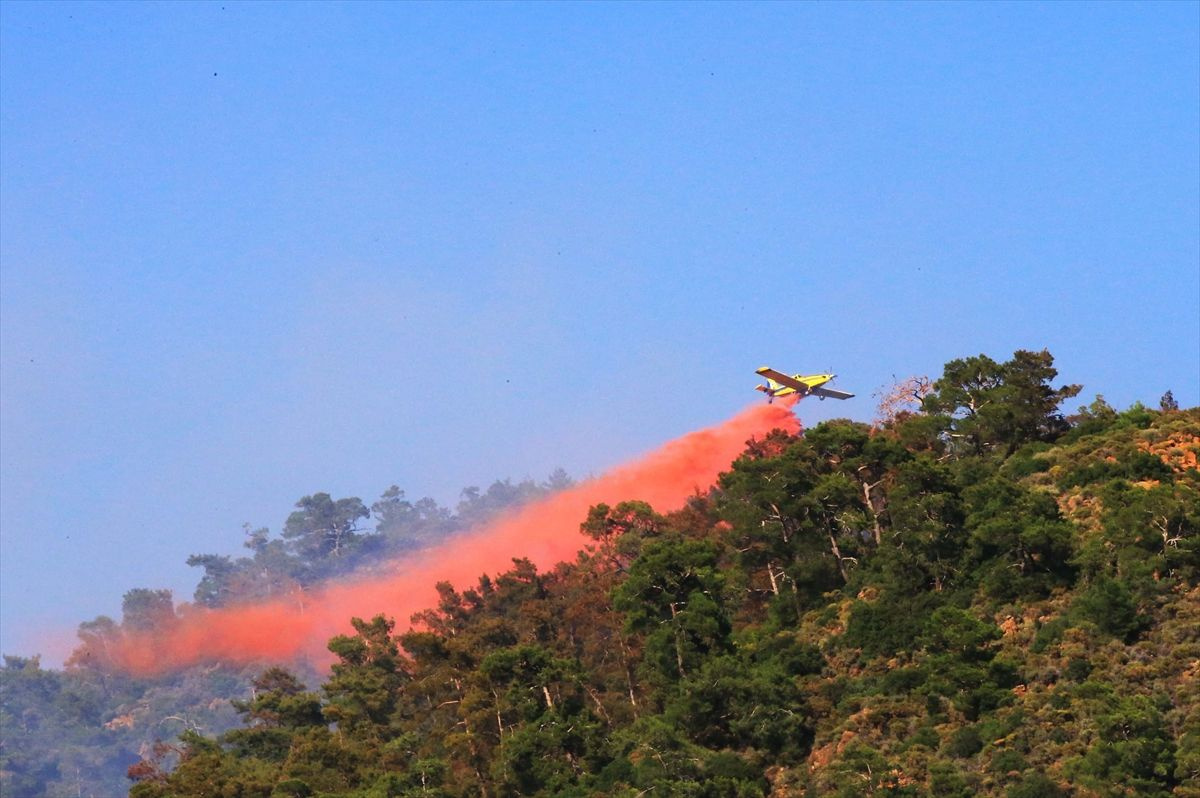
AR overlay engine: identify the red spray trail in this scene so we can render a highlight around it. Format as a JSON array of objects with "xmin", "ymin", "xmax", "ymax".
[{"xmin": 90, "ymin": 402, "xmax": 800, "ymax": 675}]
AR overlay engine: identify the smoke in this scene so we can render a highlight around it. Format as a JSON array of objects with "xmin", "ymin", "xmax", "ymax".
[{"xmin": 82, "ymin": 402, "xmax": 800, "ymax": 675}]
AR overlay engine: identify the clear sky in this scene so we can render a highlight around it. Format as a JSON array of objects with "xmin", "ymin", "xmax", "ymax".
[{"xmin": 2, "ymin": 1, "xmax": 1197, "ymax": 662}]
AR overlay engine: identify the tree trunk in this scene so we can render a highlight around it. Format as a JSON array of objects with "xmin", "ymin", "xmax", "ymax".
[
  {"xmin": 668, "ymin": 602, "xmax": 687, "ymax": 680},
  {"xmin": 766, "ymin": 562, "xmax": 780, "ymax": 596},
  {"xmin": 860, "ymin": 477, "xmax": 883, "ymax": 546},
  {"xmin": 827, "ymin": 530, "xmax": 849, "ymax": 583},
  {"xmin": 614, "ymin": 617, "xmax": 639, "ymax": 716},
  {"xmin": 452, "ymin": 677, "xmax": 489, "ymax": 798}
]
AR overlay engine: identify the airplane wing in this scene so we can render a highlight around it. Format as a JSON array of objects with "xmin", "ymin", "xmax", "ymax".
[
  {"xmin": 755, "ymin": 367, "xmax": 810, "ymax": 393},
  {"xmin": 810, "ymin": 386, "xmax": 854, "ymax": 400}
]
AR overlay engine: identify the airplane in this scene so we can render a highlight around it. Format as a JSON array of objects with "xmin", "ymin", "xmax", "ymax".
[{"xmin": 755, "ymin": 367, "xmax": 855, "ymax": 403}]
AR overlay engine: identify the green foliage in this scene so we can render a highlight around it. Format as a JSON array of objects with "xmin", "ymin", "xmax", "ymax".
[
  {"xmin": 922, "ymin": 349, "xmax": 1082, "ymax": 456},
  {"xmin": 963, "ymin": 475, "xmax": 1076, "ymax": 600},
  {"xmin": 945, "ymin": 725, "xmax": 984, "ymax": 758},
  {"xmin": 224, "ymin": 668, "xmax": 324, "ymax": 762},
  {"xmin": 842, "ymin": 594, "xmax": 936, "ymax": 660},
  {"xmin": 613, "ymin": 536, "xmax": 732, "ymax": 688},
  {"xmin": 928, "ymin": 759, "xmax": 972, "ymax": 797},
  {"xmin": 1059, "ymin": 449, "xmax": 1175, "ymax": 488},
  {"xmin": 1064, "ymin": 655, "xmax": 1092, "ymax": 681},
  {"xmin": 4, "ymin": 349, "xmax": 1197, "ymax": 798},
  {"xmin": 606, "ymin": 716, "xmax": 768, "ymax": 796},
  {"xmin": 918, "ymin": 609, "xmax": 1017, "ymax": 722},
  {"xmin": 1076, "ymin": 477, "xmax": 1200, "ymax": 588},
  {"xmin": 283, "ymin": 492, "xmax": 372, "ymax": 565},
  {"xmin": 1067, "ymin": 693, "xmax": 1178, "ymax": 796},
  {"xmin": 1000, "ymin": 442, "xmax": 1052, "ymax": 478},
  {"xmin": 1063, "ymin": 394, "xmax": 1121, "ymax": 440},
  {"xmin": 921, "ymin": 606, "xmax": 1000, "ymax": 662},
  {"xmin": 1005, "ymin": 772, "xmax": 1067, "ymax": 798},
  {"xmin": 121, "ymin": 588, "xmax": 178, "ymax": 632},
  {"xmin": 1071, "ymin": 575, "xmax": 1144, "ymax": 640},
  {"xmin": 664, "ymin": 650, "xmax": 813, "ymax": 759},
  {"xmin": 324, "ymin": 615, "xmax": 408, "ymax": 735},
  {"xmin": 185, "ymin": 554, "xmax": 238, "ymax": 607}
]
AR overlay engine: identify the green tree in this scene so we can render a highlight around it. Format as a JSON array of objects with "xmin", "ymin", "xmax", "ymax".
[
  {"xmin": 919, "ymin": 607, "xmax": 1017, "ymax": 721},
  {"xmin": 372, "ymin": 486, "xmax": 453, "ymax": 554},
  {"xmin": 282, "ymin": 493, "xmax": 372, "ymax": 565},
  {"xmin": 121, "ymin": 588, "xmax": 178, "ymax": 633},
  {"xmin": 923, "ymin": 349, "xmax": 1081, "ymax": 456},
  {"xmin": 1077, "ymin": 479, "xmax": 1200, "ymax": 589},
  {"xmin": 223, "ymin": 668, "xmax": 324, "ymax": 762},
  {"xmin": 963, "ymin": 475, "xmax": 1076, "ymax": 600},
  {"xmin": 884, "ymin": 455, "xmax": 966, "ymax": 591},
  {"xmin": 716, "ymin": 436, "xmax": 847, "ymax": 620},
  {"xmin": 613, "ymin": 537, "xmax": 732, "ymax": 690},
  {"xmin": 1069, "ymin": 694, "xmax": 1177, "ymax": 797},
  {"xmin": 580, "ymin": 500, "xmax": 661, "ymax": 572},
  {"xmin": 1071, "ymin": 575, "xmax": 1143, "ymax": 641},
  {"xmin": 664, "ymin": 642, "xmax": 815, "ymax": 759},
  {"xmin": 185, "ymin": 554, "xmax": 237, "ymax": 608},
  {"xmin": 324, "ymin": 615, "xmax": 408, "ymax": 738}
]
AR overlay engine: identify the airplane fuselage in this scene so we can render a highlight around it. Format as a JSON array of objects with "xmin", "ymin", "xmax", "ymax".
[
  {"xmin": 754, "ymin": 367, "xmax": 854, "ymax": 402},
  {"xmin": 756, "ymin": 373, "xmax": 835, "ymax": 399}
]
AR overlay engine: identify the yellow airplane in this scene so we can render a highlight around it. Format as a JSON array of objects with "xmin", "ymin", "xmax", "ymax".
[{"xmin": 755, "ymin": 367, "xmax": 855, "ymax": 403}]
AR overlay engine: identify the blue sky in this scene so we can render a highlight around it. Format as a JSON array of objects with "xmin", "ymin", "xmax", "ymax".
[{"xmin": 2, "ymin": 2, "xmax": 1197, "ymax": 661}]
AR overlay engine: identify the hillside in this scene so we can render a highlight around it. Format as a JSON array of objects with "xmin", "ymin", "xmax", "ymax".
[{"xmin": 2, "ymin": 350, "xmax": 1197, "ymax": 797}]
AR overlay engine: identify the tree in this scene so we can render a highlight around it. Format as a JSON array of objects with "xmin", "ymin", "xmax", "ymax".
[
  {"xmin": 185, "ymin": 554, "xmax": 236, "ymax": 608},
  {"xmin": 613, "ymin": 537, "xmax": 732, "ymax": 689},
  {"xmin": 371, "ymin": 486, "xmax": 453, "ymax": 554},
  {"xmin": 580, "ymin": 500, "xmax": 660, "ymax": 572},
  {"xmin": 1068, "ymin": 694, "xmax": 1178, "ymax": 797},
  {"xmin": 804, "ymin": 421, "xmax": 909, "ymax": 548},
  {"xmin": 480, "ymin": 644, "xmax": 606, "ymax": 793},
  {"xmin": 883, "ymin": 455, "xmax": 966, "ymax": 591},
  {"xmin": 223, "ymin": 668, "xmax": 324, "ymax": 761},
  {"xmin": 324, "ymin": 615, "xmax": 408, "ymax": 738},
  {"xmin": 716, "ymin": 437, "xmax": 847, "ymax": 618},
  {"xmin": 240, "ymin": 523, "xmax": 306, "ymax": 603},
  {"xmin": 121, "ymin": 589, "xmax": 177, "ymax": 633},
  {"xmin": 963, "ymin": 475, "xmax": 1077, "ymax": 600},
  {"xmin": 923, "ymin": 349, "xmax": 1081, "ymax": 456},
  {"xmin": 456, "ymin": 478, "xmax": 553, "ymax": 527},
  {"xmin": 282, "ymin": 493, "xmax": 371, "ymax": 565},
  {"xmin": 919, "ymin": 607, "xmax": 1015, "ymax": 721},
  {"xmin": 1071, "ymin": 576, "xmax": 1143, "ymax": 641},
  {"xmin": 1074, "ymin": 479, "xmax": 1200, "ymax": 589},
  {"xmin": 874, "ymin": 375, "xmax": 934, "ymax": 429},
  {"xmin": 664, "ymin": 645, "xmax": 815, "ymax": 759}
]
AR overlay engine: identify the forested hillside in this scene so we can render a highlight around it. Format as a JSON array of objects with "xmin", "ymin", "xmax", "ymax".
[
  {"xmin": 3, "ymin": 350, "xmax": 1197, "ymax": 797},
  {"xmin": 0, "ymin": 476, "xmax": 571, "ymax": 795}
]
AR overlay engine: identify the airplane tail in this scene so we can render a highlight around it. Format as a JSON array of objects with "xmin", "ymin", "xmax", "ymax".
[{"xmin": 755, "ymin": 379, "xmax": 783, "ymax": 403}]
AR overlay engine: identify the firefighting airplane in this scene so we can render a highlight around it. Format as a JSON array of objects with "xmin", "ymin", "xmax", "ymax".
[{"xmin": 755, "ymin": 367, "xmax": 855, "ymax": 403}]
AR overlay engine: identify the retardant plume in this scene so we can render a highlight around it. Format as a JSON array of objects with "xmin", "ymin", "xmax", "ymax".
[{"xmin": 77, "ymin": 402, "xmax": 800, "ymax": 675}]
